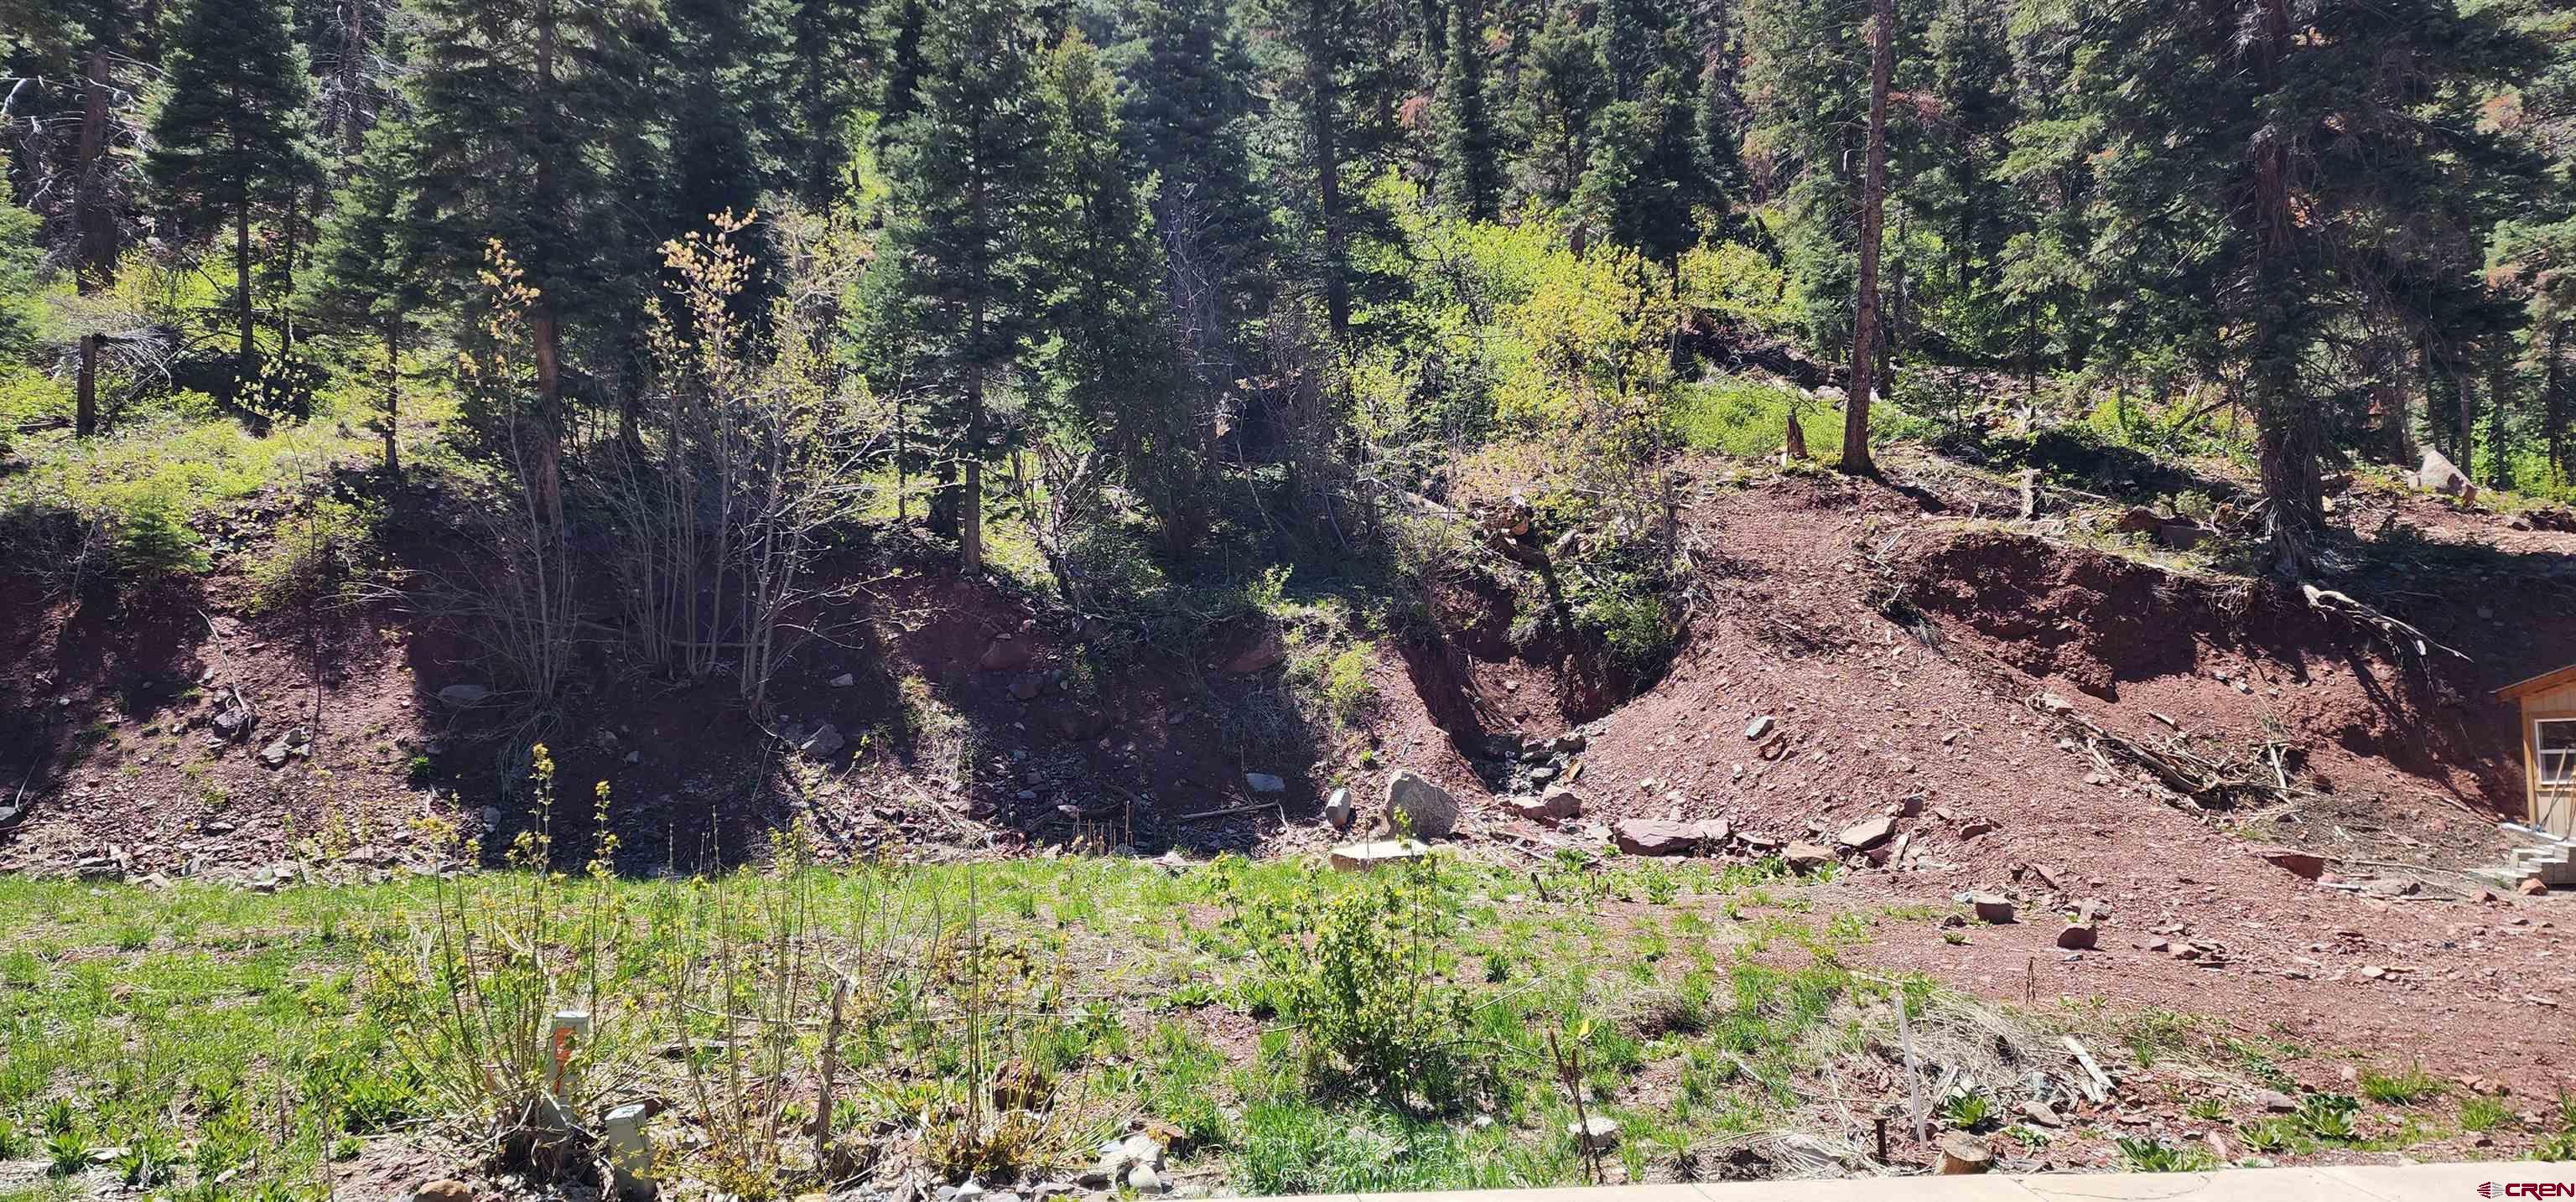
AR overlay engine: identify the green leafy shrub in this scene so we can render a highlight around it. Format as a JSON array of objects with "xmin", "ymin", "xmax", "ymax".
[
  {"xmin": 2114, "ymin": 1136, "xmax": 2211, "ymax": 1173},
  {"xmin": 2293, "ymin": 1091, "xmax": 2361, "ymax": 1143},
  {"xmin": 247, "ymin": 497, "xmax": 377, "ymax": 614},
  {"xmin": 1320, "ymin": 645, "xmax": 1376, "ymax": 726},
  {"xmin": 1220, "ymin": 855, "xmax": 1481, "ymax": 1109}
]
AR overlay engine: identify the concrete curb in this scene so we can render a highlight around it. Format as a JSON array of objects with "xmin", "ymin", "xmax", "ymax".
[{"xmin": 1254, "ymin": 1163, "xmax": 2576, "ymax": 1202}]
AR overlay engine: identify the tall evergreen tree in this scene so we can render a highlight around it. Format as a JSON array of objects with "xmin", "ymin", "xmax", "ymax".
[
  {"xmin": 1572, "ymin": 56, "xmax": 1711, "ymax": 266},
  {"xmin": 1511, "ymin": 3, "xmax": 1604, "ymax": 210},
  {"xmin": 1251, "ymin": 0, "xmax": 1369, "ymax": 337},
  {"xmin": 867, "ymin": 0, "xmax": 1053, "ymax": 574},
  {"xmin": 783, "ymin": 0, "xmax": 874, "ymax": 207},
  {"xmin": 312, "ymin": 114, "xmax": 427, "ymax": 475},
  {"xmin": 1036, "ymin": 32, "xmax": 1201, "ymax": 552},
  {"xmin": 146, "ymin": 0, "xmax": 318, "ymax": 393},
  {"xmin": 1433, "ymin": 0, "xmax": 1501, "ymax": 220},
  {"xmin": 2039, "ymin": 0, "xmax": 2540, "ymax": 568}
]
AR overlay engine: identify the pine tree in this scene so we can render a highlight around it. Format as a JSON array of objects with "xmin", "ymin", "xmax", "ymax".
[
  {"xmin": 1433, "ymin": 0, "xmax": 1501, "ymax": 220},
  {"xmin": 868, "ymin": 0, "xmax": 1054, "ymax": 574},
  {"xmin": 1036, "ymin": 32, "xmax": 1199, "ymax": 553},
  {"xmin": 1251, "ymin": 0, "xmax": 1370, "ymax": 337},
  {"xmin": 1122, "ymin": 0, "xmax": 1271, "ymax": 464},
  {"xmin": 312, "ymin": 115, "xmax": 427, "ymax": 475},
  {"xmin": 784, "ymin": 0, "xmax": 874, "ymax": 206},
  {"xmin": 146, "ymin": 0, "xmax": 318, "ymax": 394},
  {"xmin": 1572, "ymin": 56, "xmax": 1711, "ymax": 267},
  {"xmin": 1512, "ymin": 2, "xmax": 1604, "ymax": 209}
]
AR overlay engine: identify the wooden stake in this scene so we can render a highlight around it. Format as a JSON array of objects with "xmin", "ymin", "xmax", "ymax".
[{"xmin": 814, "ymin": 977, "xmax": 849, "ymax": 1174}]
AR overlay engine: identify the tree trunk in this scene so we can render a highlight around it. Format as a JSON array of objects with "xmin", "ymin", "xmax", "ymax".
[
  {"xmin": 236, "ymin": 180, "xmax": 256, "ymax": 391},
  {"xmin": 1307, "ymin": 5, "xmax": 1349, "ymax": 339},
  {"xmin": 2487, "ymin": 354, "xmax": 2512, "ymax": 491},
  {"xmin": 1838, "ymin": 0, "xmax": 1893, "ymax": 474},
  {"xmin": 2547, "ymin": 320, "xmax": 2568, "ymax": 488},
  {"xmin": 530, "ymin": 304, "xmax": 565, "ymax": 527},
  {"xmin": 382, "ymin": 316, "xmax": 402, "ymax": 478},
  {"xmin": 75, "ymin": 336, "xmax": 100, "ymax": 438},
  {"xmin": 961, "ymin": 370, "xmax": 984, "ymax": 576},
  {"xmin": 73, "ymin": 49, "xmax": 113, "ymax": 438}
]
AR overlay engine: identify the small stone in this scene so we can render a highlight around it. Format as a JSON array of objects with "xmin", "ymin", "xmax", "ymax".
[
  {"xmin": 414, "ymin": 1181, "xmax": 474, "ymax": 1202},
  {"xmin": 2252, "ymin": 1089, "xmax": 2298, "ymax": 1112},
  {"xmin": 1551, "ymin": 732, "xmax": 1587, "ymax": 754},
  {"xmin": 2018, "ymin": 1100, "xmax": 2063, "ymax": 1128},
  {"xmin": 1330, "ymin": 839, "xmax": 1429, "ymax": 872},
  {"xmin": 1124, "ymin": 1166, "xmax": 1166, "ymax": 1194},
  {"xmin": 1010, "ymin": 676, "xmax": 1042, "ymax": 702},
  {"xmin": 1745, "ymin": 715, "xmax": 1775, "ymax": 740},
  {"xmin": 1504, "ymin": 785, "xmax": 1582, "ymax": 822},
  {"xmin": 258, "ymin": 737, "xmax": 295, "ymax": 769},
  {"xmin": 1959, "ymin": 818, "xmax": 1999, "ymax": 839},
  {"xmin": 1967, "ymin": 893, "xmax": 2015, "ymax": 924},
  {"xmin": 829, "ymin": 672, "xmax": 856, "ymax": 687},
  {"xmin": 2521, "ymin": 878, "xmax": 2550, "ymax": 896},
  {"xmin": 1245, "ymin": 771, "xmax": 1287, "ymax": 794},
  {"xmin": 1568, "ymin": 1116, "xmax": 1618, "ymax": 1150},
  {"xmin": 2055, "ymin": 924, "xmax": 2096, "ymax": 951}
]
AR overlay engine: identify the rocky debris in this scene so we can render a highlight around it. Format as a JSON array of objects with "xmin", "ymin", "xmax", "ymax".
[
  {"xmin": 1080, "ymin": 1133, "xmax": 1168, "ymax": 1190},
  {"xmin": 829, "ymin": 672, "xmax": 856, "ymax": 687},
  {"xmin": 1223, "ymin": 630, "xmax": 1286, "ymax": 674},
  {"xmin": 257, "ymin": 728, "xmax": 311, "ymax": 769},
  {"xmin": 413, "ymin": 1180, "xmax": 475, "ymax": 1202},
  {"xmin": 2156, "ymin": 521, "xmax": 2210, "ymax": 551},
  {"xmin": 2258, "ymin": 847, "xmax": 2327, "ymax": 880},
  {"xmin": 210, "ymin": 700, "xmax": 253, "ymax": 738},
  {"xmin": 2251, "ymin": 1089, "xmax": 2299, "ymax": 1112},
  {"xmin": 247, "ymin": 862, "xmax": 299, "ymax": 892},
  {"xmin": 1384, "ymin": 769, "xmax": 1458, "ymax": 839},
  {"xmin": 1244, "ymin": 771, "xmax": 1287, "ymax": 794},
  {"xmin": 1836, "ymin": 816, "xmax": 1895, "ymax": 851},
  {"xmin": 1049, "ymin": 707, "xmax": 1110, "ymax": 740},
  {"xmin": 1966, "ymin": 892, "xmax": 2015, "ymax": 924},
  {"xmin": 1744, "ymin": 715, "xmax": 1774, "ymax": 740},
  {"xmin": 1779, "ymin": 841, "xmax": 1833, "ymax": 872},
  {"xmin": 978, "ymin": 634, "xmax": 1035, "ymax": 671},
  {"xmin": 2418, "ymin": 448, "xmax": 2478, "ymax": 501},
  {"xmin": 1614, "ymin": 818, "xmax": 1700, "ymax": 857},
  {"xmin": 1935, "ymin": 1134, "xmax": 1991, "ymax": 1175},
  {"xmin": 74, "ymin": 855, "xmax": 122, "ymax": 881},
  {"xmin": 1323, "ymin": 787, "xmax": 1353, "ymax": 829},
  {"xmin": 1504, "ymin": 785, "xmax": 1582, "ymax": 822},
  {"xmin": 1958, "ymin": 817, "xmax": 1999, "ymax": 840},
  {"xmin": 1567, "ymin": 1116, "xmax": 1618, "ymax": 1151},
  {"xmin": 1551, "ymin": 732, "xmax": 1587, "ymax": 754},
  {"xmin": 1330, "ymin": 839, "xmax": 1429, "ymax": 872},
  {"xmin": 436, "ymin": 683, "xmax": 491, "ymax": 708},
  {"xmin": 797, "ymin": 723, "xmax": 844, "ymax": 758}
]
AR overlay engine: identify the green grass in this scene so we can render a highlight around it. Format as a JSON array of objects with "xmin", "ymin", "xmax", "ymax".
[
  {"xmin": 2358, "ymin": 1063, "xmax": 2444, "ymax": 1106},
  {"xmin": 1670, "ymin": 374, "xmax": 1933, "ymax": 464}
]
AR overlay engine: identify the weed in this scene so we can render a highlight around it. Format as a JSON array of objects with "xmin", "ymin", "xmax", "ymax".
[
  {"xmin": 117, "ymin": 1130, "xmax": 179, "ymax": 1186},
  {"xmin": 2357, "ymin": 1064, "xmax": 2443, "ymax": 1106},
  {"xmin": 1939, "ymin": 1087, "xmax": 1992, "ymax": 1131},
  {"xmin": 2293, "ymin": 1092, "xmax": 2361, "ymax": 1143},
  {"xmin": 44, "ymin": 1128, "xmax": 89, "ymax": 1176},
  {"xmin": 2113, "ymin": 1137, "xmax": 2211, "ymax": 1173},
  {"xmin": 2123, "ymin": 1008, "xmax": 2195, "ymax": 1069},
  {"xmin": 1940, "ymin": 930, "xmax": 1967, "ymax": 946},
  {"xmin": 2185, "ymin": 1097, "xmax": 2225, "ymax": 1122},
  {"xmin": 2459, "ymin": 1096, "xmax": 2513, "ymax": 1133}
]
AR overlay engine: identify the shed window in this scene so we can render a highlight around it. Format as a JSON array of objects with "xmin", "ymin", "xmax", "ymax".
[{"xmin": 2542, "ymin": 719, "xmax": 2576, "ymax": 786}]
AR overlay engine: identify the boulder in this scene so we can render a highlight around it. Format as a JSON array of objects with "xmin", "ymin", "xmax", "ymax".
[
  {"xmin": 1224, "ymin": 630, "xmax": 1286, "ymax": 674},
  {"xmin": 2055, "ymin": 924, "xmax": 2097, "ymax": 951},
  {"xmin": 1784, "ymin": 841, "xmax": 1836, "ymax": 872},
  {"xmin": 436, "ymin": 683, "xmax": 492, "ymax": 707},
  {"xmin": 2521, "ymin": 877, "xmax": 2550, "ymax": 896},
  {"xmin": 1837, "ymin": 816, "xmax": 1896, "ymax": 850},
  {"xmin": 2156, "ymin": 521, "xmax": 2210, "ymax": 551},
  {"xmin": 978, "ymin": 635, "xmax": 1035, "ymax": 671},
  {"xmin": 1244, "ymin": 772, "xmax": 1288, "ymax": 794},
  {"xmin": 1504, "ymin": 785, "xmax": 1582, "ymax": 822},
  {"xmin": 2257, "ymin": 847, "xmax": 2327, "ymax": 880},
  {"xmin": 1966, "ymin": 892, "xmax": 2016, "ymax": 924},
  {"xmin": 1696, "ymin": 816, "xmax": 1734, "ymax": 845},
  {"xmin": 2418, "ymin": 448, "xmax": 2478, "ymax": 500},
  {"xmin": 797, "ymin": 723, "xmax": 844, "ymax": 758},
  {"xmin": 1383, "ymin": 769, "xmax": 1459, "ymax": 839},
  {"xmin": 1614, "ymin": 819, "xmax": 1701, "ymax": 857},
  {"xmin": 414, "ymin": 1181, "xmax": 475, "ymax": 1202}
]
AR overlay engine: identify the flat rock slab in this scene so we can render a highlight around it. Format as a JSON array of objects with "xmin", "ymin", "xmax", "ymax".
[
  {"xmin": 1614, "ymin": 819, "xmax": 1701, "ymax": 857},
  {"xmin": 1330, "ymin": 839, "xmax": 1430, "ymax": 872}
]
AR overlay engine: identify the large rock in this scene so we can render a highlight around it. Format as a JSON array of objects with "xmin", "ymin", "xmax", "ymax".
[
  {"xmin": 2257, "ymin": 847, "xmax": 2326, "ymax": 880},
  {"xmin": 2418, "ymin": 448, "xmax": 2478, "ymax": 500},
  {"xmin": 978, "ymin": 635, "xmax": 1036, "ymax": 671},
  {"xmin": 1784, "ymin": 841, "xmax": 1836, "ymax": 872},
  {"xmin": 1837, "ymin": 816, "xmax": 1895, "ymax": 850},
  {"xmin": 1244, "ymin": 771, "xmax": 1287, "ymax": 794},
  {"xmin": 1323, "ymin": 787, "xmax": 1353, "ymax": 829},
  {"xmin": 1614, "ymin": 819, "xmax": 1700, "ymax": 857},
  {"xmin": 1504, "ymin": 785, "xmax": 1582, "ymax": 821},
  {"xmin": 797, "ymin": 723, "xmax": 844, "ymax": 758},
  {"xmin": 1224, "ymin": 630, "xmax": 1286, "ymax": 674},
  {"xmin": 1383, "ymin": 769, "xmax": 1458, "ymax": 839}
]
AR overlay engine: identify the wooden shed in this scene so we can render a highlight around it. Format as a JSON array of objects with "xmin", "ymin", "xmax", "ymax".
[{"xmin": 2496, "ymin": 664, "xmax": 2576, "ymax": 836}]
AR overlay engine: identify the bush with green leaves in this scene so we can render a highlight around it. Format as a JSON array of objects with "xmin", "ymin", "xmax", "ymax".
[
  {"xmin": 2114, "ymin": 1136, "xmax": 2212, "ymax": 1173},
  {"xmin": 1218, "ymin": 854, "xmax": 1483, "ymax": 1109},
  {"xmin": 247, "ymin": 496, "xmax": 379, "ymax": 614}
]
